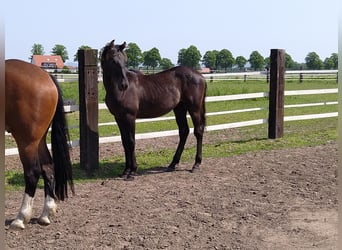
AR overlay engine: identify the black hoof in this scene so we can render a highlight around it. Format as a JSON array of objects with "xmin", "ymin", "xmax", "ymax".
[
  {"xmin": 166, "ymin": 166, "xmax": 176, "ymax": 172},
  {"xmin": 122, "ymin": 170, "xmax": 137, "ymax": 180},
  {"xmin": 190, "ymin": 166, "xmax": 200, "ymax": 173},
  {"xmin": 120, "ymin": 169, "xmax": 129, "ymax": 178},
  {"xmin": 124, "ymin": 175, "xmax": 135, "ymax": 181}
]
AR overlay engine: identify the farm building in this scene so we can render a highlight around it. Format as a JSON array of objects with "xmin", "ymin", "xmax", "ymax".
[{"xmin": 31, "ymin": 55, "xmax": 64, "ymax": 72}]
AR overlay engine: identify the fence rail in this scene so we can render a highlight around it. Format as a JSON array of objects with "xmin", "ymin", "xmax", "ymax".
[
  {"xmin": 53, "ymin": 70, "xmax": 338, "ymax": 83},
  {"xmin": 5, "ymin": 88, "xmax": 338, "ymax": 156}
]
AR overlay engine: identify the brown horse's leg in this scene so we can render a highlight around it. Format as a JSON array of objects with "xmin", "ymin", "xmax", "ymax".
[
  {"xmin": 10, "ymin": 144, "xmax": 41, "ymax": 229},
  {"xmin": 116, "ymin": 115, "xmax": 137, "ymax": 180},
  {"xmin": 189, "ymin": 109, "xmax": 205, "ymax": 173},
  {"xmin": 38, "ymin": 139, "xmax": 57, "ymax": 225},
  {"xmin": 167, "ymin": 104, "xmax": 189, "ymax": 171}
]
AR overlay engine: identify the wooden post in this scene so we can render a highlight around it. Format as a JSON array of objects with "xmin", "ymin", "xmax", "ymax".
[
  {"xmin": 266, "ymin": 67, "xmax": 270, "ymax": 83},
  {"xmin": 78, "ymin": 49, "xmax": 99, "ymax": 175},
  {"xmin": 268, "ymin": 49, "xmax": 285, "ymax": 139},
  {"xmin": 299, "ymin": 73, "xmax": 303, "ymax": 83}
]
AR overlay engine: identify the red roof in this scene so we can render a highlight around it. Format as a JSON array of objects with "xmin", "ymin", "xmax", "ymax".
[
  {"xmin": 199, "ymin": 67, "xmax": 211, "ymax": 73},
  {"xmin": 31, "ymin": 55, "xmax": 64, "ymax": 69}
]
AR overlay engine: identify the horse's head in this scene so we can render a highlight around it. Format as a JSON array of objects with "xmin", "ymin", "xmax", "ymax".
[{"xmin": 101, "ymin": 40, "xmax": 128, "ymax": 91}]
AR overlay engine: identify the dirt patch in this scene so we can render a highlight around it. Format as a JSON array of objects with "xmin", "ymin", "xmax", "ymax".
[{"xmin": 5, "ymin": 136, "xmax": 337, "ymax": 249}]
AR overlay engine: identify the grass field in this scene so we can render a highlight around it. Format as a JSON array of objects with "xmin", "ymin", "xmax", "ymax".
[{"xmin": 5, "ymin": 78, "xmax": 338, "ymax": 189}]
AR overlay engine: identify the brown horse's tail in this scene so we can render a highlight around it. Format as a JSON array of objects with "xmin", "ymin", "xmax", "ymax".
[
  {"xmin": 202, "ymin": 80, "xmax": 207, "ymax": 128},
  {"xmin": 50, "ymin": 75, "xmax": 74, "ymax": 201}
]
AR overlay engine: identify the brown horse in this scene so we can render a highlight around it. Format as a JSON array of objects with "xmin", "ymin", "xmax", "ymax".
[
  {"xmin": 101, "ymin": 40, "xmax": 206, "ymax": 180},
  {"xmin": 5, "ymin": 59, "xmax": 74, "ymax": 229}
]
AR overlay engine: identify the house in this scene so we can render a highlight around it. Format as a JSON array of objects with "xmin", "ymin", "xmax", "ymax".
[
  {"xmin": 198, "ymin": 67, "xmax": 211, "ymax": 74},
  {"xmin": 31, "ymin": 55, "xmax": 64, "ymax": 72}
]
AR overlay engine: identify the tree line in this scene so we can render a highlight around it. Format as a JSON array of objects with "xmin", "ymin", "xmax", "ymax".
[{"xmin": 30, "ymin": 43, "xmax": 338, "ymax": 72}]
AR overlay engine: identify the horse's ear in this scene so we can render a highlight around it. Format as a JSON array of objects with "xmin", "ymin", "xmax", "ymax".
[
  {"xmin": 119, "ymin": 42, "xmax": 127, "ymax": 51},
  {"xmin": 109, "ymin": 40, "xmax": 115, "ymax": 47}
]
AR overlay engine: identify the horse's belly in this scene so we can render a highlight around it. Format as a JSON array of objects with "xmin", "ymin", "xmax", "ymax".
[{"xmin": 137, "ymin": 98, "xmax": 178, "ymax": 118}]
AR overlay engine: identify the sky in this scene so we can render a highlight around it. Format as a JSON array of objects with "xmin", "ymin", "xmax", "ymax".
[{"xmin": 4, "ymin": 0, "xmax": 339, "ymax": 65}]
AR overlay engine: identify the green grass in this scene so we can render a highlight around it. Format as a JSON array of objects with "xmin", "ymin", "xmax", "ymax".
[
  {"xmin": 5, "ymin": 79, "xmax": 338, "ymax": 190},
  {"xmin": 5, "ymin": 117, "xmax": 337, "ymax": 190}
]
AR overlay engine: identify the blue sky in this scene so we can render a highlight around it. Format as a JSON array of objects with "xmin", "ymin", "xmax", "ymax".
[{"xmin": 4, "ymin": 0, "xmax": 339, "ymax": 65}]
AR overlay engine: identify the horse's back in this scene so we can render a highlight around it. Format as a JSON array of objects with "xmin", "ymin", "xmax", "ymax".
[
  {"xmin": 172, "ymin": 65, "xmax": 205, "ymax": 79},
  {"xmin": 5, "ymin": 59, "xmax": 58, "ymax": 143}
]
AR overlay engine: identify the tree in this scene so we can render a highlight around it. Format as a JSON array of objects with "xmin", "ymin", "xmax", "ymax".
[
  {"xmin": 160, "ymin": 58, "xmax": 174, "ymax": 70},
  {"xmin": 51, "ymin": 44, "xmax": 69, "ymax": 62},
  {"xmin": 285, "ymin": 53, "xmax": 295, "ymax": 69},
  {"xmin": 264, "ymin": 57, "xmax": 270, "ymax": 69},
  {"xmin": 235, "ymin": 56, "xmax": 247, "ymax": 71},
  {"xmin": 324, "ymin": 57, "xmax": 335, "ymax": 69},
  {"xmin": 177, "ymin": 48, "xmax": 187, "ymax": 66},
  {"xmin": 30, "ymin": 43, "xmax": 44, "ymax": 60},
  {"xmin": 143, "ymin": 47, "xmax": 161, "ymax": 70},
  {"xmin": 324, "ymin": 53, "xmax": 338, "ymax": 69},
  {"xmin": 249, "ymin": 51, "xmax": 264, "ymax": 71},
  {"xmin": 177, "ymin": 45, "xmax": 201, "ymax": 69},
  {"xmin": 74, "ymin": 45, "xmax": 92, "ymax": 62},
  {"xmin": 126, "ymin": 42, "xmax": 143, "ymax": 69},
  {"xmin": 202, "ymin": 50, "xmax": 218, "ymax": 70},
  {"xmin": 305, "ymin": 52, "xmax": 323, "ymax": 70},
  {"xmin": 330, "ymin": 53, "xmax": 338, "ymax": 69},
  {"xmin": 217, "ymin": 49, "xmax": 234, "ymax": 72}
]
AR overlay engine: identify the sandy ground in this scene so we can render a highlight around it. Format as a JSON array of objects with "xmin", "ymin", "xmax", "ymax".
[{"xmin": 5, "ymin": 133, "xmax": 337, "ymax": 249}]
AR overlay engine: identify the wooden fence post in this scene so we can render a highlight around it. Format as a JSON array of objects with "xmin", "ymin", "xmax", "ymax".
[
  {"xmin": 299, "ymin": 73, "xmax": 303, "ymax": 83},
  {"xmin": 268, "ymin": 49, "xmax": 285, "ymax": 139},
  {"xmin": 78, "ymin": 49, "xmax": 99, "ymax": 175}
]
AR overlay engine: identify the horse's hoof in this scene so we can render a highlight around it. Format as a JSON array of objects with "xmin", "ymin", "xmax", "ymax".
[
  {"xmin": 124, "ymin": 175, "xmax": 135, "ymax": 181},
  {"xmin": 191, "ymin": 166, "xmax": 200, "ymax": 173},
  {"xmin": 120, "ymin": 171, "xmax": 129, "ymax": 178},
  {"xmin": 38, "ymin": 216, "xmax": 51, "ymax": 226},
  {"xmin": 10, "ymin": 219, "xmax": 25, "ymax": 230},
  {"xmin": 166, "ymin": 166, "xmax": 175, "ymax": 172}
]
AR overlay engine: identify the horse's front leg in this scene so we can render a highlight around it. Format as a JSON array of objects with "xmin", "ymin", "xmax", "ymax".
[{"xmin": 116, "ymin": 115, "xmax": 137, "ymax": 180}]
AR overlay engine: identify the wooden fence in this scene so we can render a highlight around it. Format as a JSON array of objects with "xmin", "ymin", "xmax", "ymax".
[
  {"xmin": 54, "ymin": 70, "xmax": 338, "ymax": 83},
  {"xmin": 5, "ymin": 49, "xmax": 339, "ymax": 175},
  {"xmin": 5, "ymin": 87, "xmax": 338, "ymax": 156},
  {"xmin": 202, "ymin": 69, "xmax": 338, "ymax": 82}
]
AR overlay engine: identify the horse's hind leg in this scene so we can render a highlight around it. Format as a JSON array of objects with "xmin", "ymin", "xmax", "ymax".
[
  {"xmin": 38, "ymin": 140, "xmax": 57, "ymax": 225},
  {"xmin": 189, "ymin": 109, "xmax": 205, "ymax": 173},
  {"xmin": 167, "ymin": 104, "xmax": 189, "ymax": 171},
  {"xmin": 10, "ymin": 146, "xmax": 41, "ymax": 229}
]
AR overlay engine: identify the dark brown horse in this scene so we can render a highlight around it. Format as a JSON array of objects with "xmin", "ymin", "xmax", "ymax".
[
  {"xmin": 101, "ymin": 40, "xmax": 206, "ymax": 180},
  {"xmin": 5, "ymin": 59, "xmax": 74, "ymax": 229}
]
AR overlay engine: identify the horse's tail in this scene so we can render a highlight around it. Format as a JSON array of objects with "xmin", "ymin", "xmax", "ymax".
[
  {"xmin": 50, "ymin": 75, "xmax": 74, "ymax": 201},
  {"xmin": 201, "ymin": 79, "xmax": 207, "ymax": 128}
]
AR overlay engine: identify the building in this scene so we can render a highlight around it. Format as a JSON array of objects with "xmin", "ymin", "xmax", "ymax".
[{"xmin": 31, "ymin": 55, "xmax": 64, "ymax": 72}]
